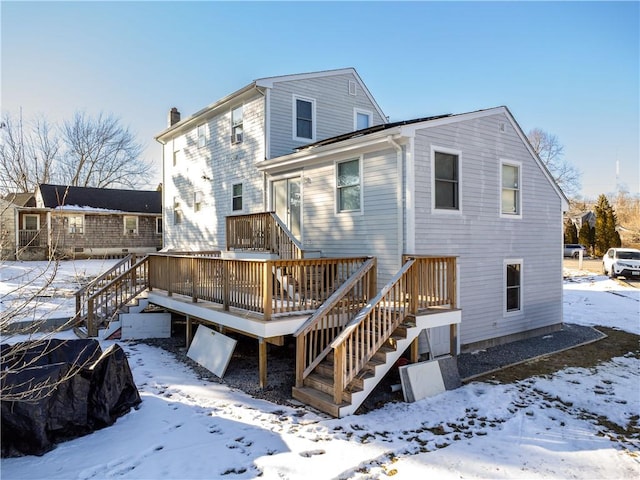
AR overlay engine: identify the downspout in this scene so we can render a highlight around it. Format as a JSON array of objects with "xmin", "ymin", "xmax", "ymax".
[
  {"xmin": 156, "ymin": 136, "xmax": 167, "ymax": 251},
  {"xmin": 387, "ymin": 136, "xmax": 404, "ymax": 265},
  {"xmin": 255, "ymin": 86, "xmax": 269, "ymax": 211}
]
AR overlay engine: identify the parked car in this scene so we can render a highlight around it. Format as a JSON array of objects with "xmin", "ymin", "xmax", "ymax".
[
  {"xmin": 564, "ymin": 244, "xmax": 588, "ymax": 258},
  {"xmin": 602, "ymin": 248, "xmax": 640, "ymax": 279}
]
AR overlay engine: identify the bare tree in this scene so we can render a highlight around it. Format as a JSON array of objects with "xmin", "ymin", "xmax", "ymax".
[
  {"xmin": 59, "ymin": 112, "xmax": 150, "ymax": 189},
  {"xmin": 0, "ymin": 112, "xmax": 58, "ymax": 194},
  {"xmin": 528, "ymin": 128, "xmax": 581, "ymax": 197}
]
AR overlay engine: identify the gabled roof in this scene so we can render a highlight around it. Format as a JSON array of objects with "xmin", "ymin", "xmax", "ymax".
[
  {"xmin": 155, "ymin": 67, "xmax": 386, "ymax": 142},
  {"xmin": 3, "ymin": 192, "xmax": 36, "ymax": 207},
  {"xmin": 37, "ymin": 184, "xmax": 161, "ymax": 214}
]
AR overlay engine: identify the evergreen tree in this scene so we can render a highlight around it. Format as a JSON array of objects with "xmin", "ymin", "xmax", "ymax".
[
  {"xmin": 564, "ymin": 219, "xmax": 578, "ymax": 244},
  {"xmin": 578, "ymin": 222, "xmax": 592, "ymax": 253},
  {"xmin": 594, "ymin": 194, "xmax": 619, "ymax": 255}
]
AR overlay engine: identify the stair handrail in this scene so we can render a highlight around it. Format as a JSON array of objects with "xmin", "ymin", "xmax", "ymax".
[
  {"xmin": 293, "ymin": 257, "xmax": 377, "ymax": 386},
  {"xmin": 268, "ymin": 212, "xmax": 304, "ymax": 259},
  {"xmin": 85, "ymin": 255, "xmax": 150, "ymax": 337},
  {"xmin": 329, "ymin": 259, "xmax": 416, "ymax": 404},
  {"xmin": 73, "ymin": 254, "xmax": 134, "ymax": 322}
]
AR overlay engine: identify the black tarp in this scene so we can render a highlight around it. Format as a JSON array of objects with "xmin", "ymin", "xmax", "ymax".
[{"xmin": 1, "ymin": 339, "xmax": 141, "ymax": 457}]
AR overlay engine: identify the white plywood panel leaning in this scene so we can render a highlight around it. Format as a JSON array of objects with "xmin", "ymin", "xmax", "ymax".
[
  {"xmin": 187, "ymin": 324, "xmax": 237, "ymax": 378},
  {"xmin": 399, "ymin": 359, "xmax": 446, "ymax": 402}
]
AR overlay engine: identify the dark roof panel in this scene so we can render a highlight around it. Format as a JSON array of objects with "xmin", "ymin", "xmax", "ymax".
[{"xmin": 38, "ymin": 184, "xmax": 161, "ymax": 214}]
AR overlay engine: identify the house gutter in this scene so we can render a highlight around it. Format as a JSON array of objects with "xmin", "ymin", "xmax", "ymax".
[{"xmin": 387, "ymin": 135, "xmax": 405, "ymax": 266}]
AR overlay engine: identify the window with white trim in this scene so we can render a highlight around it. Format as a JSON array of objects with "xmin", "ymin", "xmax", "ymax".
[
  {"xmin": 293, "ymin": 96, "xmax": 315, "ymax": 141},
  {"xmin": 434, "ymin": 150, "xmax": 460, "ymax": 210},
  {"xmin": 172, "ymin": 149, "xmax": 178, "ymax": 166},
  {"xmin": 336, "ymin": 158, "xmax": 361, "ymax": 212},
  {"xmin": 501, "ymin": 161, "xmax": 521, "ymax": 216},
  {"xmin": 231, "ymin": 106, "xmax": 243, "ymax": 144},
  {"xmin": 197, "ymin": 124, "xmax": 207, "ymax": 148},
  {"xmin": 173, "ymin": 196, "xmax": 182, "ymax": 224},
  {"xmin": 505, "ymin": 261, "xmax": 522, "ymax": 313},
  {"xmin": 354, "ymin": 109, "xmax": 372, "ymax": 130},
  {"xmin": 67, "ymin": 215, "xmax": 84, "ymax": 234},
  {"xmin": 124, "ymin": 216, "xmax": 138, "ymax": 235},
  {"xmin": 232, "ymin": 183, "xmax": 243, "ymax": 211},
  {"xmin": 23, "ymin": 214, "xmax": 39, "ymax": 231},
  {"xmin": 156, "ymin": 217, "xmax": 162, "ymax": 234},
  {"xmin": 194, "ymin": 190, "xmax": 203, "ymax": 212}
]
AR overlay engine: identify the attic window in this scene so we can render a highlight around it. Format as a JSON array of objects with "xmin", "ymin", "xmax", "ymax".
[
  {"xmin": 197, "ymin": 124, "xmax": 207, "ymax": 148},
  {"xmin": 293, "ymin": 95, "xmax": 315, "ymax": 141},
  {"xmin": 194, "ymin": 190, "xmax": 203, "ymax": 212},
  {"xmin": 349, "ymin": 80, "xmax": 356, "ymax": 96},
  {"xmin": 501, "ymin": 161, "xmax": 521, "ymax": 217}
]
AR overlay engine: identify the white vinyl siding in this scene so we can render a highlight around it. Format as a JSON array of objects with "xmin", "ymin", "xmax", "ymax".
[
  {"xmin": 268, "ymin": 73, "xmax": 386, "ymax": 158},
  {"xmin": 412, "ymin": 112, "xmax": 563, "ymax": 348}
]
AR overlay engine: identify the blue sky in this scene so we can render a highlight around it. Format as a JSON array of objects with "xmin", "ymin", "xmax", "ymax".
[{"xmin": 2, "ymin": 1, "xmax": 638, "ymax": 199}]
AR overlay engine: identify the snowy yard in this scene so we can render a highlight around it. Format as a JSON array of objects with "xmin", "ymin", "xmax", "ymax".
[{"xmin": 1, "ymin": 260, "xmax": 639, "ymax": 479}]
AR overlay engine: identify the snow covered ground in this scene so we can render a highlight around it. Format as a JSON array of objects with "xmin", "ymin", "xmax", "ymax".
[{"xmin": 1, "ymin": 260, "xmax": 639, "ymax": 479}]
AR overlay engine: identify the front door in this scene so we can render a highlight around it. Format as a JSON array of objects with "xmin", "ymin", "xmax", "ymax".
[{"xmin": 272, "ymin": 177, "xmax": 301, "ymax": 239}]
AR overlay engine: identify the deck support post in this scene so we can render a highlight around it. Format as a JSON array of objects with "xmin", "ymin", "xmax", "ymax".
[
  {"xmin": 409, "ymin": 336, "xmax": 419, "ymax": 363},
  {"xmin": 258, "ymin": 338, "xmax": 267, "ymax": 389},
  {"xmin": 449, "ymin": 323, "xmax": 458, "ymax": 357},
  {"xmin": 185, "ymin": 315, "xmax": 193, "ymax": 349}
]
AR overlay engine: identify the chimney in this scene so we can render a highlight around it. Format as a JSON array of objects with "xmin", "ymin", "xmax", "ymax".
[{"xmin": 168, "ymin": 107, "xmax": 180, "ymax": 127}]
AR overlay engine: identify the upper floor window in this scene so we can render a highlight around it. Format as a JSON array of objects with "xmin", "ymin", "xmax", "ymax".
[
  {"xmin": 501, "ymin": 161, "xmax": 521, "ymax": 217},
  {"xmin": 173, "ymin": 196, "xmax": 182, "ymax": 224},
  {"xmin": 67, "ymin": 215, "xmax": 84, "ymax": 234},
  {"xmin": 172, "ymin": 149, "xmax": 178, "ymax": 166},
  {"xmin": 293, "ymin": 95, "xmax": 315, "ymax": 141},
  {"xmin": 336, "ymin": 158, "xmax": 361, "ymax": 213},
  {"xmin": 354, "ymin": 108, "xmax": 372, "ymax": 130},
  {"xmin": 194, "ymin": 190, "xmax": 203, "ymax": 212},
  {"xmin": 197, "ymin": 124, "xmax": 207, "ymax": 148},
  {"xmin": 232, "ymin": 183, "xmax": 243, "ymax": 211},
  {"xmin": 231, "ymin": 106, "xmax": 243, "ymax": 144},
  {"xmin": 505, "ymin": 261, "xmax": 522, "ymax": 314},
  {"xmin": 433, "ymin": 149, "xmax": 460, "ymax": 211},
  {"xmin": 124, "ymin": 216, "xmax": 138, "ymax": 235}
]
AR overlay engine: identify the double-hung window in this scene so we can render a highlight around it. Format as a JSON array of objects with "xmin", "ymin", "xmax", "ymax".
[
  {"xmin": 505, "ymin": 260, "xmax": 522, "ymax": 313},
  {"xmin": 197, "ymin": 124, "xmax": 207, "ymax": 148},
  {"xmin": 232, "ymin": 183, "xmax": 243, "ymax": 211},
  {"xmin": 501, "ymin": 161, "xmax": 521, "ymax": 216},
  {"xmin": 68, "ymin": 215, "xmax": 84, "ymax": 234},
  {"xmin": 433, "ymin": 149, "xmax": 460, "ymax": 211},
  {"xmin": 124, "ymin": 216, "xmax": 138, "ymax": 235},
  {"xmin": 336, "ymin": 158, "xmax": 361, "ymax": 213},
  {"xmin": 194, "ymin": 190, "xmax": 203, "ymax": 212},
  {"xmin": 173, "ymin": 196, "xmax": 182, "ymax": 224},
  {"xmin": 231, "ymin": 106, "xmax": 243, "ymax": 144},
  {"xmin": 294, "ymin": 96, "xmax": 315, "ymax": 141}
]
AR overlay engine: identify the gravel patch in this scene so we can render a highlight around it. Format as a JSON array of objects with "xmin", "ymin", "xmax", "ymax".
[{"xmin": 139, "ymin": 322, "xmax": 606, "ymax": 414}]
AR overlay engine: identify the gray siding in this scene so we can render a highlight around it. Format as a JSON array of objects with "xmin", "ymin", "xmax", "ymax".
[
  {"xmin": 163, "ymin": 92, "xmax": 266, "ymax": 250},
  {"xmin": 300, "ymin": 147, "xmax": 402, "ymax": 286},
  {"xmin": 269, "ymin": 73, "xmax": 386, "ymax": 158},
  {"xmin": 411, "ymin": 113, "xmax": 563, "ymax": 347}
]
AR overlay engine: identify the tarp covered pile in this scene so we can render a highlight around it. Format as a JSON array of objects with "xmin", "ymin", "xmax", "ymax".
[{"xmin": 1, "ymin": 338, "xmax": 141, "ymax": 457}]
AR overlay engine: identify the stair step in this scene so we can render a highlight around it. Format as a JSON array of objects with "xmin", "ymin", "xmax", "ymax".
[
  {"xmin": 305, "ymin": 372, "xmax": 361, "ymax": 403},
  {"xmin": 73, "ymin": 326, "xmax": 88, "ymax": 339},
  {"xmin": 291, "ymin": 386, "xmax": 345, "ymax": 417}
]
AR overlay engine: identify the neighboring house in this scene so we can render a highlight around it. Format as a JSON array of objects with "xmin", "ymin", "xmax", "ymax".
[
  {"xmin": 5, "ymin": 184, "xmax": 163, "ymax": 260},
  {"xmin": 79, "ymin": 68, "xmax": 567, "ymax": 417}
]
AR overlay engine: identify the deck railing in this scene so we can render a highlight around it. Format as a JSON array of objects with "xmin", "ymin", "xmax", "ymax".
[
  {"xmin": 147, "ymin": 254, "xmax": 369, "ymax": 320},
  {"xmin": 329, "ymin": 256, "xmax": 457, "ymax": 404},
  {"xmin": 293, "ymin": 257, "xmax": 377, "ymax": 387},
  {"xmin": 18, "ymin": 228, "xmax": 48, "ymax": 248},
  {"xmin": 86, "ymin": 256, "xmax": 150, "ymax": 336},
  {"xmin": 226, "ymin": 212, "xmax": 303, "ymax": 259},
  {"xmin": 74, "ymin": 254, "xmax": 137, "ymax": 322}
]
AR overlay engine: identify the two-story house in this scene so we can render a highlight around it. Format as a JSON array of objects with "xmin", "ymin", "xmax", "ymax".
[{"xmin": 82, "ymin": 68, "xmax": 566, "ymax": 417}]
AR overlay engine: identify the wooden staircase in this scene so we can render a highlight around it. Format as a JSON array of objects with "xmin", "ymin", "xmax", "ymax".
[{"xmin": 292, "ymin": 256, "xmax": 458, "ymax": 418}]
